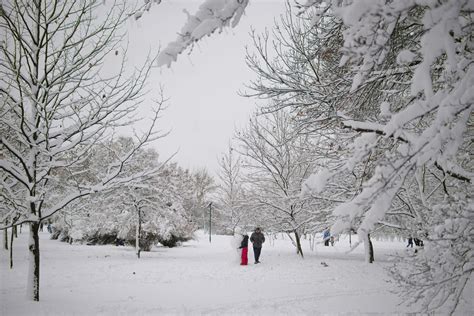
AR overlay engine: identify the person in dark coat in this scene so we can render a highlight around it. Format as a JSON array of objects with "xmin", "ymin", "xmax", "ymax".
[
  {"xmin": 250, "ymin": 227, "xmax": 265, "ymax": 264},
  {"xmin": 238, "ymin": 232, "xmax": 249, "ymax": 265},
  {"xmin": 323, "ymin": 228, "xmax": 330, "ymax": 246},
  {"xmin": 407, "ymin": 237, "xmax": 413, "ymax": 248},
  {"xmin": 414, "ymin": 238, "xmax": 424, "ymax": 247}
]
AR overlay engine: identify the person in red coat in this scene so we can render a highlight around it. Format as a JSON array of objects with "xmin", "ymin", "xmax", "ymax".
[{"xmin": 238, "ymin": 232, "xmax": 249, "ymax": 265}]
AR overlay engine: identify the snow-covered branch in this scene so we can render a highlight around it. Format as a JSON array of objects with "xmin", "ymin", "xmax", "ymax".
[{"xmin": 157, "ymin": 0, "xmax": 249, "ymax": 67}]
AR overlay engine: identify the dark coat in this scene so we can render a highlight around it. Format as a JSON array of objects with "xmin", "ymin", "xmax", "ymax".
[
  {"xmin": 239, "ymin": 235, "xmax": 249, "ymax": 249},
  {"xmin": 250, "ymin": 231, "xmax": 265, "ymax": 248}
]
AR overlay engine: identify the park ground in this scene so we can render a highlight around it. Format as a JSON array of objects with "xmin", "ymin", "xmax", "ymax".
[{"xmin": 2, "ymin": 228, "xmax": 471, "ymax": 315}]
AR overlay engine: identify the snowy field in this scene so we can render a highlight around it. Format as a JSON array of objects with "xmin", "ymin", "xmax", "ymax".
[{"xmin": 1, "ymin": 230, "xmax": 470, "ymax": 315}]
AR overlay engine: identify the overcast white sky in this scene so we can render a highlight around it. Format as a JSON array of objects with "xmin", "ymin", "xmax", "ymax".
[{"xmin": 124, "ymin": 0, "xmax": 286, "ymax": 176}]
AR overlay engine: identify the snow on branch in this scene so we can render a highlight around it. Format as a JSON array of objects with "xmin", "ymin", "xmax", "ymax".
[
  {"xmin": 299, "ymin": 0, "xmax": 473, "ymax": 236},
  {"xmin": 342, "ymin": 120, "xmax": 472, "ymax": 183},
  {"xmin": 157, "ymin": 0, "xmax": 249, "ymax": 67}
]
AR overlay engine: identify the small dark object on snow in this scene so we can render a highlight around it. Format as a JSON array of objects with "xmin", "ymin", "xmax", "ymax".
[
  {"xmin": 321, "ymin": 261, "xmax": 328, "ymax": 267},
  {"xmin": 133, "ymin": 272, "xmax": 136, "ymax": 274},
  {"xmin": 115, "ymin": 50, "xmax": 118, "ymax": 55}
]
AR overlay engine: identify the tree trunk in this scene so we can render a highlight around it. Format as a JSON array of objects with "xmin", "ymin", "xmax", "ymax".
[
  {"xmin": 10, "ymin": 226, "xmax": 14, "ymax": 269},
  {"xmin": 3, "ymin": 228, "xmax": 8, "ymax": 250},
  {"xmin": 309, "ymin": 233, "xmax": 315, "ymax": 251},
  {"xmin": 369, "ymin": 235, "xmax": 374, "ymax": 263},
  {"xmin": 14, "ymin": 225, "xmax": 18, "ymax": 238},
  {"xmin": 136, "ymin": 207, "xmax": 141, "ymax": 259},
  {"xmin": 362, "ymin": 232, "xmax": 374, "ymax": 263},
  {"xmin": 27, "ymin": 222, "xmax": 40, "ymax": 301},
  {"xmin": 294, "ymin": 230, "xmax": 304, "ymax": 258}
]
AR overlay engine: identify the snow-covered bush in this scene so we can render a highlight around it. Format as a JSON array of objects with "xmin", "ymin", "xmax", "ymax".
[
  {"xmin": 119, "ymin": 202, "xmax": 196, "ymax": 249},
  {"xmin": 47, "ymin": 139, "xmax": 197, "ymax": 251}
]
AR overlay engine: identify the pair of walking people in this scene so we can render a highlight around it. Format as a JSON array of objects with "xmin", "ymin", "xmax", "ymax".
[{"xmin": 237, "ymin": 227, "xmax": 265, "ymax": 265}]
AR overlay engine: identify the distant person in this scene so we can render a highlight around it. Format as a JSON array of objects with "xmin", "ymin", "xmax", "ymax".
[
  {"xmin": 414, "ymin": 238, "xmax": 423, "ymax": 247},
  {"xmin": 250, "ymin": 227, "xmax": 265, "ymax": 264},
  {"xmin": 47, "ymin": 224, "xmax": 52, "ymax": 233},
  {"xmin": 407, "ymin": 237, "xmax": 413, "ymax": 248},
  {"xmin": 323, "ymin": 228, "xmax": 330, "ymax": 246},
  {"xmin": 235, "ymin": 228, "xmax": 249, "ymax": 266},
  {"xmin": 115, "ymin": 238, "xmax": 125, "ymax": 246},
  {"xmin": 330, "ymin": 236, "xmax": 335, "ymax": 246}
]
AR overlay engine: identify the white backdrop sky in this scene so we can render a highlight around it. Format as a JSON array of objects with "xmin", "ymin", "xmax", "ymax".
[{"xmin": 123, "ymin": 0, "xmax": 286, "ymax": 175}]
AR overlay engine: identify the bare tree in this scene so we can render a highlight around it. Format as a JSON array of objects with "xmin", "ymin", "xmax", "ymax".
[
  {"xmin": 215, "ymin": 142, "xmax": 247, "ymax": 233},
  {"xmin": 190, "ymin": 168, "xmax": 216, "ymax": 230},
  {"xmin": 236, "ymin": 110, "xmax": 322, "ymax": 257},
  {"xmin": 242, "ymin": 6, "xmax": 369, "ymax": 254},
  {"xmin": 0, "ymin": 1, "xmax": 165, "ymax": 301}
]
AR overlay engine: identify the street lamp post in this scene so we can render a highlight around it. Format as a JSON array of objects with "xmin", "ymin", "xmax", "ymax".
[{"xmin": 208, "ymin": 202, "xmax": 212, "ymax": 243}]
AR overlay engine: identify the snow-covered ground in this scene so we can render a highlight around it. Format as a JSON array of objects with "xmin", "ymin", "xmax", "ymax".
[{"xmin": 0, "ymin": 229, "xmax": 456, "ymax": 315}]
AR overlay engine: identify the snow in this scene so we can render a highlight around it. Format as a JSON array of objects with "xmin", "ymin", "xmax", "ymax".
[
  {"xmin": 379, "ymin": 101, "xmax": 391, "ymax": 117},
  {"xmin": 396, "ymin": 50, "xmax": 416, "ymax": 65},
  {"xmin": 156, "ymin": 0, "xmax": 249, "ymax": 68},
  {"xmin": 302, "ymin": 168, "xmax": 331, "ymax": 195},
  {"xmin": 0, "ymin": 229, "xmax": 430, "ymax": 315}
]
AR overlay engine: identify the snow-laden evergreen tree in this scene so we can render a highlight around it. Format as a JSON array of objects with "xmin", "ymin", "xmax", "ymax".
[{"xmin": 0, "ymin": 1, "xmax": 165, "ymax": 301}]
